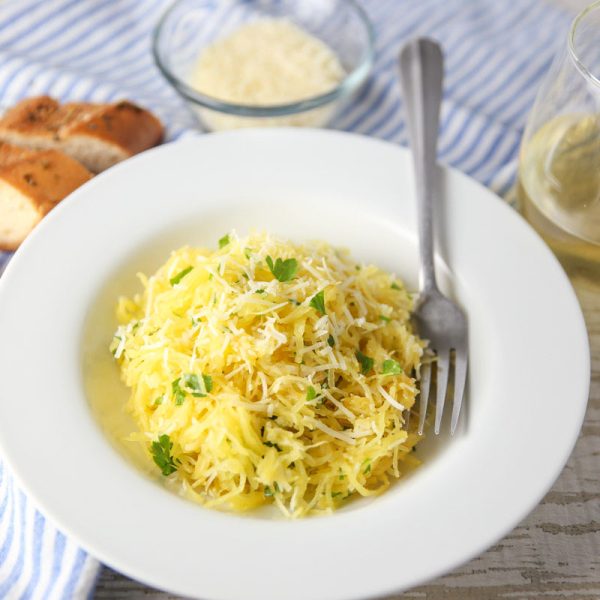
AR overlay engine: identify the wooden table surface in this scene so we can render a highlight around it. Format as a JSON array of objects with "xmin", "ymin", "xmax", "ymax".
[{"xmin": 94, "ymin": 278, "xmax": 600, "ymax": 600}]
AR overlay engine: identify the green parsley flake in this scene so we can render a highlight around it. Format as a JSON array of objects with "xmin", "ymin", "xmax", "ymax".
[
  {"xmin": 182, "ymin": 373, "xmax": 213, "ymax": 397},
  {"xmin": 265, "ymin": 255, "xmax": 298, "ymax": 282},
  {"xmin": 306, "ymin": 386, "xmax": 317, "ymax": 401},
  {"xmin": 172, "ymin": 378, "xmax": 186, "ymax": 405},
  {"xmin": 264, "ymin": 441, "xmax": 282, "ymax": 452},
  {"xmin": 382, "ymin": 359, "xmax": 403, "ymax": 375},
  {"xmin": 379, "ymin": 315, "xmax": 391, "ymax": 323},
  {"xmin": 264, "ymin": 486, "xmax": 274, "ymax": 497},
  {"xmin": 309, "ymin": 290, "xmax": 326, "ymax": 315},
  {"xmin": 363, "ymin": 459, "xmax": 372, "ymax": 474},
  {"xmin": 391, "ymin": 282, "xmax": 401, "ymax": 290},
  {"xmin": 255, "ymin": 289, "xmax": 265, "ymax": 294},
  {"xmin": 170, "ymin": 266, "xmax": 193, "ymax": 286},
  {"xmin": 244, "ymin": 247, "xmax": 253, "ymax": 259},
  {"xmin": 218, "ymin": 234, "xmax": 230, "ymax": 249},
  {"xmin": 151, "ymin": 434, "xmax": 177, "ymax": 476},
  {"xmin": 327, "ymin": 334, "xmax": 335, "ymax": 347},
  {"xmin": 110, "ymin": 335, "xmax": 122, "ymax": 357},
  {"xmin": 356, "ymin": 351, "xmax": 374, "ymax": 375}
]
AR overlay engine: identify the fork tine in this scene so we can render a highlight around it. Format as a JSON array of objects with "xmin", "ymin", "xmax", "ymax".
[
  {"xmin": 434, "ymin": 348, "xmax": 450, "ymax": 434},
  {"xmin": 418, "ymin": 362, "xmax": 431, "ymax": 435},
  {"xmin": 450, "ymin": 346, "xmax": 467, "ymax": 435}
]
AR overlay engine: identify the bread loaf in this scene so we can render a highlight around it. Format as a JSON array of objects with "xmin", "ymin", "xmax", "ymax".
[
  {"xmin": 60, "ymin": 101, "xmax": 164, "ymax": 172},
  {"xmin": 0, "ymin": 97, "xmax": 164, "ymax": 173},
  {"xmin": 0, "ymin": 142, "xmax": 92, "ymax": 250}
]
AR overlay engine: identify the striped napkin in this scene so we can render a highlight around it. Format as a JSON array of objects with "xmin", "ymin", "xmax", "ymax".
[{"xmin": 0, "ymin": 0, "xmax": 571, "ymax": 597}]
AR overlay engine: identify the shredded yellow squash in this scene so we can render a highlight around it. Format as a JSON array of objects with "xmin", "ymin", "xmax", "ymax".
[{"xmin": 112, "ymin": 232, "xmax": 425, "ymax": 517}]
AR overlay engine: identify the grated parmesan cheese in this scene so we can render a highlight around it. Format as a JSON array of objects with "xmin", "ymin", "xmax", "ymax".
[
  {"xmin": 112, "ymin": 232, "xmax": 425, "ymax": 517},
  {"xmin": 189, "ymin": 19, "xmax": 346, "ymax": 130}
]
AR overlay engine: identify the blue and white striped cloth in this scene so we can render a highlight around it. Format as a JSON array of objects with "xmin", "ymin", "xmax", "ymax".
[{"xmin": 0, "ymin": 0, "xmax": 571, "ymax": 597}]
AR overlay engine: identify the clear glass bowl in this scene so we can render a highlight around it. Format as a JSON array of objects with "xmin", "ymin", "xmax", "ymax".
[{"xmin": 152, "ymin": 0, "xmax": 374, "ymax": 131}]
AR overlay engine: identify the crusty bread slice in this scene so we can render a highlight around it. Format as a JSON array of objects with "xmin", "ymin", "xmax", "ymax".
[
  {"xmin": 0, "ymin": 97, "xmax": 102, "ymax": 151},
  {"xmin": 60, "ymin": 101, "xmax": 164, "ymax": 172},
  {"xmin": 0, "ymin": 97, "xmax": 164, "ymax": 173},
  {"xmin": 0, "ymin": 96, "xmax": 62, "ymax": 150},
  {"xmin": 0, "ymin": 146, "xmax": 93, "ymax": 250},
  {"xmin": 0, "ymin": 182, "xmax": 42, "ymax": 250},
  {"xmin": 0, "ymin": 141, "xmax": 39, "ymax": 167}
]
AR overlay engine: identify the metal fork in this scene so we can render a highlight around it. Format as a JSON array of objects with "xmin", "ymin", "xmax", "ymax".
[{"xmin": 398, "ymin": 38, "xmax": 468, "ymax": 435}]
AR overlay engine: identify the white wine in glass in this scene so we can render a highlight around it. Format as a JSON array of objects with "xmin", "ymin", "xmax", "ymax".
[{"xmin": 518, "ymin": 2, "xmax": 600, "ymax": 284}]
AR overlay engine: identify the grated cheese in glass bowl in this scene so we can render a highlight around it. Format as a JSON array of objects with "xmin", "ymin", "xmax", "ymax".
[{"xmin": 152, "ymin": 0, "xmax": 374, "ymax": 131}]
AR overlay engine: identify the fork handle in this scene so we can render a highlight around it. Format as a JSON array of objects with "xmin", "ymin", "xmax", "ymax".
[{"xmin": 398, "ymin": 38, "xmax": 443, "ymax": 294}]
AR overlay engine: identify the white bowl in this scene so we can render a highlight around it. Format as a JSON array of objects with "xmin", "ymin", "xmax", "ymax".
[{"xmin": 0, "ymin": 130, "xmax": 589, "ymax": 600}]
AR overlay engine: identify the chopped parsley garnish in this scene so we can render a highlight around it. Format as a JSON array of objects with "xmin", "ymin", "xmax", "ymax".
[
  {"xmin": 110, "ymin": 335, "xmax": 122, "ymax": 356},
  {"xmin": 379, "ymin": 315, "xmax": 391, "ymax": 323},
  {"xmin": 331, "ymin": 491, "xmax": 343, "ymax": 499},
  {"xmin": 391, "ymin": 282, "xmax": 401, "ymax": 290},
  {"xmin": 382, "ymin": 359, "xmax": 403, "ymax": 375},
  {"xmin": 183, "ymin": 373, "xmax": 212, "ymax": 397},
  {"xmin": 255, "ymin": 289, "xmax": 265, "ymax": 294},
  {"xmin": 306, "ymin": 386, "xmax": 317, "ymax": 401},
  {"xmin": 183, "ymin": 373, "xmax": 201, "ymax": 395},
  {"xmin": 218, "ymin": 234, "xmax": 230, "ymax": 249},
  {"xmin": 171, "ymin": 378, "xmax": 186, "ymax": 405},
  {"xmin": 266, "ymin": 255, "xmax": 298, "ymax": 282},
  {"xmin": 339, "ymin": 468, "xmax": 345, "ymax": 480},
  {"xmin": 327, "ymin": 334, "xmax": 335, "ymax": 347},
  {"xmin": 264, "ymin": 441, "xmax": 282, "ymax": 452},
  {"xmin": 244, "ymin": 247, "xmax": 253, "ymax": 259},
  {"xmin": 309, "ymin": 290, "xmax": 326, "ymax": 315},
  {"xmin": 153, "ymin": 395, "xmax": 164, "ymax": 406},
  {"xmin": 362, "ymin": 459, "xmax": 372, "ymax": 474},
  {"xmin": 151, "ymin": 434, "xmax": 177, "ymax": 476},
  {"xmin": 170, "ymin": 266, "xmax": 193, "ymax": 286},
  {"xmin": 356, "ymin": 351, "xmax": 374, "ymax": 375},
  {"xmin": 265, "ymin": 483, "xmax": 280, "ymax": 497}
]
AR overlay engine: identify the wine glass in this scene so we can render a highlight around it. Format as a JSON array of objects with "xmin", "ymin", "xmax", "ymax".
[{"xmin": 518, "ymin": 0, "xmax": 600, "ymax": 284}]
